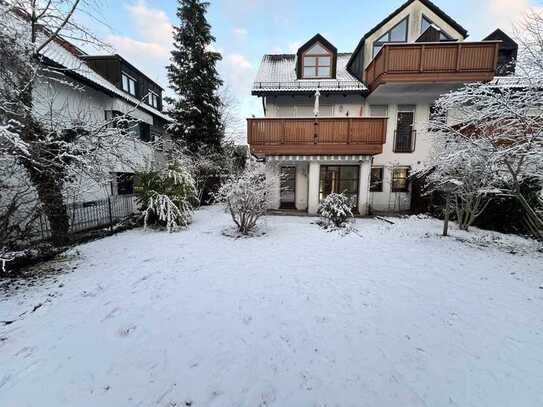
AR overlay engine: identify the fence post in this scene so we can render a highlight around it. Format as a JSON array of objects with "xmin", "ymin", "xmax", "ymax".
[{"xmin": 107, "ymin": 196, "xmax": 113, "ymax": 232}]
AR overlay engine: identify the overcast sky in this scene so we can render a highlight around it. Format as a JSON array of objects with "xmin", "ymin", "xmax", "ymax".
[{"xmin": 82, "ymin": 0, "xmax": 541, "ymax": 137}]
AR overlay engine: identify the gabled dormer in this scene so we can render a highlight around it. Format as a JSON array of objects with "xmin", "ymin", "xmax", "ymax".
[
  {"xmin": 347, "ymin": 0, "xmax": 469, "ymax": 80},
  {"xmin": 296, "ymin": 34, "xmax": 338, "ymax": 80}
]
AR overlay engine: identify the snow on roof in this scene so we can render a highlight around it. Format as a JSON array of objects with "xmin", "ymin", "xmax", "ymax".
[
  {"xmin": 40, "ymin": 39, "xmax": 172, "ymax": 122},
  {"xmin": 253, "ymin": 53, "xmax": 367, "ymax": 94}
]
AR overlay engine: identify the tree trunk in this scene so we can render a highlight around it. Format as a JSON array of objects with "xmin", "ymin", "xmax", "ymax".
[
  {"xmin": 25, "ymin": 164, "xmax": 70, "ymax": 246},
  {"xmin": 19, "ymin": 83, "xmax": 70, "ymax": 246},
  {"xmin": 515, "ymin": 192, "xmax": 543, "ymax": 240}
]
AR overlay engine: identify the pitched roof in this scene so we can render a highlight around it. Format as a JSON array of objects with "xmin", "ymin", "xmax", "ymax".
[
  {"xmin": 347, "ymin": 0, "xmax": 468, "ymax": 73},
  {"xmin": 365, "ymin": 0, "xmax": 468, "ymax": 40},
  {"xmin": 40, "ymin": 38, "xmax": 172, "ymax": 122},
  {"xmin": 483, "ymin": 29, "xmax": 518, "ymax": 49},
  {"xmin": 253, "ymin": 53, "xmax": 367, "ymax": 94}
]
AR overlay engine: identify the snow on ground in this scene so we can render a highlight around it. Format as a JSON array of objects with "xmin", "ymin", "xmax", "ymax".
[{"xmin": 1, "ymin": 207, "xmax": 543, "ymax": 407}]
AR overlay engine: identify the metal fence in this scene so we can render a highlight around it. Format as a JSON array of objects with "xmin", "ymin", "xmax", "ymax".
[{"xmin": 37, "ymin": 194, "xmax": 138, "ymax": 240}]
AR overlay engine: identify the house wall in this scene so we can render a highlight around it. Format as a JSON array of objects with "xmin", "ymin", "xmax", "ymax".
[
  {"xmin": 32, "ymin": 71, "xmax": 164, "ymax": 203},
  {"xmin": 262, "ymin": 95, "xmax": 435, "ymax": 213},
  {"xmin": 364, "ymin": 102, "xmax": 433, "ymax": 212},
  {"xmin": 265, "ymin": 94, "xmax": 365, "ymax": 118}
]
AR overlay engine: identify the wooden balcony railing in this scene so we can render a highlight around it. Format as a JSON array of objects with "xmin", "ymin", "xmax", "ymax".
[
  {"xmin": 247, "ymin": 117, "xmax": 387, "ymax": 156},
  {"xmin": 365, "ymin": 41, "xmax": 501, "ymax": 92}
]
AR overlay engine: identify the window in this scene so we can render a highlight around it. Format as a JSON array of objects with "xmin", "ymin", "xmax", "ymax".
[
  {"xmin": 391, "ymin": 167, "xmax": 410, "ymax": 192},
  {"xmin": 148, "ymin": 91, "xmax": 159, "ymax": 109},
  {"xmin": 302, "ymin": 42, "xmax": 332, "ymax": 79},
  {"xmin": 370, "ymin": 167, "xmax": 384, "ymax": 192},
  {"xmin": 421, "ymin": 15, "xmax": 452, "ymax": 41},
  {"xmin": 372, "ymin": 17, "xmax": 408, "ymax": 57},
  {"xmin": 369, "ymin": 105, "xmax": 388, "ymax": 117},
  {"xmin": 121, "ymin": 72, "xmax": 137, "ymax": 96},
  {"xmin": 115, "ymin": 173, "xmax": 135, "ymax": 195},
  {"xmin": 138, "ymin": 122, "xmax": 152, "ymax": 142},
  {"xmin": 319, "ymin": 166, "xmax": 359, "ymax": 205}
]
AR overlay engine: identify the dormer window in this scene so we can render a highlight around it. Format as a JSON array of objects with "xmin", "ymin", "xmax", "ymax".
[
  {"xmin": 302, "ymin": 43, "xmax": 332, "ymax": 79},
  {"xmin": 122, "ymin": 72, "xmax": 137, "ymax": 96},
  {"xmin": 372, "ymin": 17, "xmax": 408, "ymax": 57}
]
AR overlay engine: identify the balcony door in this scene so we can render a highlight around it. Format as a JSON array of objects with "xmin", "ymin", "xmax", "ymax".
[
  {"xmin": 395, "ymin": 106, "xmax": 415, "ymax": 153},
  {"xmin": 280, "ymin": 166, "xmax": 297, "ymax": 209}
]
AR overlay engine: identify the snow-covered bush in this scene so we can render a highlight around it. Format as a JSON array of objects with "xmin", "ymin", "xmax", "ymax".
[
  {"xmin": 136, "ymin": 161, "xmax": 197, "ymax": 232},
  {"xmin": 215, "ymin": 164, "xmax": 267, "ymax": 235},
  {"xmin": 426, "ymin": 137, "xmax": 500, "ymax": 231},
  {"xmin": 318, "ymin": 193, "xmax": 354, "ymax": 229}
]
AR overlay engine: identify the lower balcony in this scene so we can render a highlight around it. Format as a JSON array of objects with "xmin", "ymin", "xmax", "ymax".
[{"xmin": 247, "ymin": 117, "xmax": 387, "ymax": 156}]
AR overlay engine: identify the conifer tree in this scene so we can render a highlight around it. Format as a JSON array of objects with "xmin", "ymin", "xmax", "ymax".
[{"xmin": 167, "ymin": 0, "xmax": 224, "ymax": 155}]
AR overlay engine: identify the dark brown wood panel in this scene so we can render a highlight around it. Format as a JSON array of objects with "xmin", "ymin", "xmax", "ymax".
[
  {"xmin": 365, "ymin": 41, "xmax": 501, "ymax": 92},
  {"xmin": 248, "ymin": 118, "xmax": 387, "ymax": 156}
]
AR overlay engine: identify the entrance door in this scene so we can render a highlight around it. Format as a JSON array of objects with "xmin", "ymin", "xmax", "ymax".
[
  {"xmin": 395, "ymin": 108, "xmax": 415, "ymax": 153},
  {"xmin": 280, "ymin": 167, "xmax": 297, "ymax": 209}
]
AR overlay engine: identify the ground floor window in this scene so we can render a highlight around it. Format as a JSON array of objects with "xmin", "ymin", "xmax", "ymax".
[
  {"xmin": 391, "ymin": 167, "xmax": 410, "ymax": 192},
  {"xmin": 114, "ymin": 172, "xmax": 136, "ymax": 196},
  {"xmin": 370, "ymin": 167, "xmax": 384, "ymax": 192},
  {"xmin": 319, "ymin": 165, "xmax": 359, "ymax": 204}
]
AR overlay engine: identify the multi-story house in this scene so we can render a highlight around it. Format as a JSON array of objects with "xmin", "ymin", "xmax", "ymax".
[
  {"xmin": 248, "ymin": 0, "xmax": 517, "ymax": 214},
  {"xmin": 37, "ymin": 35, "xmax": 172, "ymax": 203}
]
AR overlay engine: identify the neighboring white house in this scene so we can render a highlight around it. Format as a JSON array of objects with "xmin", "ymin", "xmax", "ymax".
[
  {"xmin": 36, "ymin": 35, "xmax": 172, "ymax": 204},
  {"xmin": 248, "ymin": 0, "xmax": 517, "ymax": 214}
]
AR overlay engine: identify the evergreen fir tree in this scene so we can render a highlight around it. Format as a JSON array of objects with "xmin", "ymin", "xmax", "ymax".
[{"xmin": 167, "ymin": 0, "xmax": 224, "ymax": 155}]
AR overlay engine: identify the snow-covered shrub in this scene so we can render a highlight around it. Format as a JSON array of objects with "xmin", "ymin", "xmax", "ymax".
[
  {"xmin": 136, "ymin": 161, "xmax": 197, "ymax": 232},
  {"xmin": 318, "ymin": 193, "xmax": 354, "ymax": 229},
  {"xmin": 215, "ymin": 164, "xmax": 267, "ymax": 235}
]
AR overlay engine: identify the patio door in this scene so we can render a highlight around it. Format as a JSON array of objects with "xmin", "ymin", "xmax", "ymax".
[
  {"xmin": 319, "ymin": 166, "xmax": 359, "ymax": 207},
  {"xmin": 280, "ymin": 166, "xmax": 297, "ymax": 209}
]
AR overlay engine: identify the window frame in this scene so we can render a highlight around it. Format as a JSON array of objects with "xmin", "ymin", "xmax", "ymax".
[
  {"xmin": 420, "ymin": 14, "xmax": 453, "ymax": 41},
  {"xmin": 391, "ymin": 167, "xmax": 411, "ymax": 193},
  {"xmin": 372, "ymin": 16, "xmax": 409, "ymax": 58},
  {"xmin": 121, "ymin": 72, "xmax": 137, "ymax": 96},
  {"xmin": 302, "ymin": 42, "xmax": 333, "ymax": 79},
  {"xmin": 115, "ymin": 172, "xmax": 136, "ymax": 196},
  {"xmin": 148, "ymin": 90, "xmax": 159, "ymax": 109},
  {"xmin": 319, "ymin": 165, "xmax": 360, "ymax": 204},
  {"xmin": 370, "ymin": 167, "xmax": 384, "ymax": 192}
]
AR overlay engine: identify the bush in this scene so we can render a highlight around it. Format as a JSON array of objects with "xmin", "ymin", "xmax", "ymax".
[
  {"xmin": 318, "ymin": 193, "xmax": 354, "ymax": 228},
  {"xmin": 215, "ymin": 164, "xmax": 267, "ymax": 235},
  {"xmin": 136, "ymin": 161, "xmax": 197, "ymax": 232},
  {"xmin": 474, "ymin": 177, "xmax": 543, "ymax": 235}
]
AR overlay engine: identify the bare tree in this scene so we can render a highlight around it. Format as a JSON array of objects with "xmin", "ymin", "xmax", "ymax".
[
  {"xmin": 0, "ymin": 1, "xmax": 152, "ymax": 246},
  {"xmin": 428, "ymin": 79, "xmax": 543, "ymax": 237},
  {"xmin": 426, "ymin": 137, "xmax": 499, "ymax": 231}
]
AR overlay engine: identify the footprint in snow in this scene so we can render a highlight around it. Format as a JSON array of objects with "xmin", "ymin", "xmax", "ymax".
[{"xmin": 118, "ymin": 325, "xmax": 137, "ymax": 337}]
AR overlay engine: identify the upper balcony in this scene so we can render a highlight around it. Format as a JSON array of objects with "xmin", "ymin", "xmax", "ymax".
[
  {"xmin": 247, "ymin": 117, "xmax": 387, "ymax": 156},
  {"xmin": 364, "ymin": 41, "xmax": 501, "ymax": 99}
]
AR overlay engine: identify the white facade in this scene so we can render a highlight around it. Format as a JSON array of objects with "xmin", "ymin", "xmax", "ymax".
[{"xmin": 252, "ymin": 0, "xmax": 486, "ymax": 215}]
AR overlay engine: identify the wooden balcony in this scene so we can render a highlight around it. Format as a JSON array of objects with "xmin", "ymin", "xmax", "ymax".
[
  {"xmin": 247, "ymin": 117, "xmax": 387, "ymax": 156},
  {"xmin": 365, "ymin": 41, "xmax": 501, "ymax": 93}
]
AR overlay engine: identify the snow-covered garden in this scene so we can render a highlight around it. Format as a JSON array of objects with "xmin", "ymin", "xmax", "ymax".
[{"xmin": 1, "ymin": 207, "xmax": 542, "ymax": 407}]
